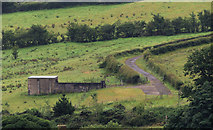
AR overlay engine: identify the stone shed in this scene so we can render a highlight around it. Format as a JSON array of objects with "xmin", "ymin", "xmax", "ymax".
[
  {"xmin": 28, "ymin": 76, "xmax": 106, "ymax": 95},
  {"xmin": 28, "ymin": 76, "xmax": 58, "ymax": 95}
]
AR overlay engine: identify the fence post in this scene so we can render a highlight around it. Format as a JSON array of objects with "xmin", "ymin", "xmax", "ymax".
[{"xmin": 57, "ymin": 125, "xmax": 67, "ymax": 130}]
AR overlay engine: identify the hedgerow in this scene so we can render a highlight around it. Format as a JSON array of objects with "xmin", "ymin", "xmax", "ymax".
[{"xmin": 142, "ymin": 34, "xmax": 212, "ymax": 89}]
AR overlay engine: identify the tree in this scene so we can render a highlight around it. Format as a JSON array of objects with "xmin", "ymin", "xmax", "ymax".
[
  {"xmin": 133, "ymin": 21, "xmax": 146, "ymax": 36},
  {"xmin": 189, "ymin": 12, "xmax": 198, "ymax": 33},
  {"xmin": 166, "ymin": 45, "xmax": 213, "ymax": 128},
  {"xmin": 67, "ymin": 23, "xmax": 97, "ymax": 42},
  {"xmin": 97, "ymin": 24, "xmax": 115, "ymax": 41},
  {"xmin": 12, "ymin": 45, "xmax": 19, "ymax": 59},
  {"xmin": 184, "ymin": 45, "xmax": 213, "ymax": 86},
  {"xmin": 2, "ymin": 2, "xmax": 17, "ymax": 13},
  {"xmin": 198, "ymin": 10, "xmax": 211, "ymax": 32},
  {"xmin": 145, "ymin": 21, "xmax": 155, "ymax": 36},
  {"xmin": 116, "ymin": 22, "xmax": 136, "ymax": 38},
  {"xmin": 152, "ymin": 14, "xmax": 165, "ymax": 35},
  {"xmin": 27, "ymin": 24, "xmax": 51, "ymax": 45},
  {"xmin": 2, "ymin": 114, "xmax": 51, "ymax": 128},
  {"xmin": 166, "ymin": 82, "xmax": 212, "ymax": 128},
  {"xmin": 172, "ymin": 17, "xmax": 184, "ymax": 34},
  {"xmin": 2, "ymin": 30, "xmax": 16, "ymax": 49},
  {"xmin": 162, "ymin": 19, "xmax": 175, "ymax": 36},
  {"xmin": 53, "ymin": 94, "xmax": 75, "ymax": 117}
]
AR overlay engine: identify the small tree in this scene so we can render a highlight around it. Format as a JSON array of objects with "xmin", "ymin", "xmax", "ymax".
[
  {"xmin": 184, "ymin": 45, "xmax": 212, "ymax": 86},
  {"xmin": 12, "ymin": 45, "xmax": 19, "ymax": 59},
  {"xmin": 166, "ymin": 45, "xmax": 213, "ymax": 128},
  {"xmin": 53, "ymin": 94, "xmax": 75, "ymax": 117}
]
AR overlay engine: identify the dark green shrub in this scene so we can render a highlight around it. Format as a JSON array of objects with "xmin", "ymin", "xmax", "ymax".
[
  {"xmin": 99, "ymin": 104, "xmax": 126, "ymax": 125},
  {"xmin": 53, "ymin": 94, "xmax": 75, "ymax": 117},
  {"xmin": 2, "ymin": 25, "xmax": 57, "ymax": 50},
  {"xmin": 54, "ymin": 114, "xmax": 72, "ymax": 124},
  {"xmin": 67, "ymin": 23, "xmax": 97, "ymax": 42},
  {"xmin": 24, "ymin": 108, "xmax": 42, "ymax": 117},
  {"xmin": 104, "ymin": 55, "xmax": 122, "ymax": 73},
  {"xmin": 2, "ymin": 30, "xmax": 16, "ymax": 49},
  {"xmin": 97, "ymin": 24, "xmax": 116, "ymax": 41},
  {"xmin": 119, "ymin": 65, "xmax": 141, "ymax": 84},
  {"xmin": 2, "ymin": 114, "xmax": 51, "ymax": 128},
  {"xmin": 67, "ymin": 114, "xmax": 91, "ymax": 128}
]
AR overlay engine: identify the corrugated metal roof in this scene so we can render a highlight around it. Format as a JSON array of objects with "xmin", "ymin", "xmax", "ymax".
[{"xmin": 28, "ymin": 76, "xmax": 58, "ymax": 79}]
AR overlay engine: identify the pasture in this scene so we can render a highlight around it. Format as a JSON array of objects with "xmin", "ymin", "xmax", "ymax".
[
  {"xmin": 2, "ymin": 32, "xmax": 209, "ymax": 113},
  {"xmin": 148, "ymin": 43, "xmax": 212, "ymax": 83},
  {"xmin": 135, "ymin": 43, "xmax": 212, "ymax": 84},
  {"xmin": 2, "ymin": 2, "xmax": 211, "ymax": 34}
]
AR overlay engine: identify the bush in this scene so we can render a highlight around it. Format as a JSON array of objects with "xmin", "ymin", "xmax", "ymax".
[
  {"xmin": 99, "ymin": 104, "xmax": 126, "ymax": 125},
  {"xmin": 104, "ymin": 55, "xmax": 123, "ymax": 73},
  {"xmin": 2, "ymin": 114, "xmax": 51, "ymax": 128},
  {"xmin": 67, "ymin": 23, "xmax": 97, "ymax": 42},
  {"xmin": 118, "ymin": 65, "xmax": 141, "ymax": 84},
  {"xmin": 53, "ymin": 94, "xmax": 75, "ymax": 117},
  {"xmin": 54, "ymin": 114, "xmax": 72, "ymax": 124},
  {"xmin": 2, "ymin": 25, "xmax": 57, "ymax": 50},
  {"xmin": 102, "ymin": 54, "xmax": 147, "ymax": 84},
  {"xmin": 97, "ymin": 24, "xmax": 116, "ymax": 41},
  {"xmin": 142, "ymin": 35, "xmax": 211, "ymax": 90},
  {"xmin": 67, "ymin": 114, "xmax": 91, "ymax": 128},
  {"xmin": 124, "ymin": 105, "xmax": 156, "ymax": 126}
]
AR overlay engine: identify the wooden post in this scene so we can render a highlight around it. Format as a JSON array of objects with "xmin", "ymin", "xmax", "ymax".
[{"xmin": 57, "ymin": 125, "xmax": 67, "ymax": 130}]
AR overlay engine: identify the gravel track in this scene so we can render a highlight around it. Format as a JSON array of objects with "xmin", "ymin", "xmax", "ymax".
[{"xmin": 125, "ymin": 55, "xmax": 171, "ymax": 95}]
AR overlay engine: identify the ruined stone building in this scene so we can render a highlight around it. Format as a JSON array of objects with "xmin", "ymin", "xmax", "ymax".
[{"xmin": 28, "ymin": 76, "xmax": 106, "ymax": 95}]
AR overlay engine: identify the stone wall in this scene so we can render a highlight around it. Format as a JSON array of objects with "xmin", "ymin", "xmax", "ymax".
[
  {"xmin": 28, "ymin": 77, "xmax": 106, "ymax": 95},
  {"xmin": 53, "ymin": 82, "xmax": 105, "ymax": 94}
]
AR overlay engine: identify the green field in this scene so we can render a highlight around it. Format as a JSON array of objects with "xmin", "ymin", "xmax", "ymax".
[
  {"xmin": 149, "ymin": 43, "xmax": 212, "ymax": 83},
  {"xmin": 3, "ymin": 32, "xmax": 209, "ymax": 113},
  {"xmin": 2, "ymin": 2, "xmax": 211, "ymax": 34},
  {"xmin": 2, "ymin": 1, "xmax": 212, "ymax": 115},
  {"xmin": 135, "ymin": 43, "xmax": 212, "ymax": 85}
]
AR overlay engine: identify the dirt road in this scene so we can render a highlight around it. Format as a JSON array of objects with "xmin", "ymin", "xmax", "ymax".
[{"xmin": 125, "ymin": 56, "xmax": 171, "ymax": 95}]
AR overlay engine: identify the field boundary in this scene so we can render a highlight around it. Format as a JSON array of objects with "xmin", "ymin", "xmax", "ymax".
[
  {"xmin": 101, "ymin": 33, "xmax": 212, "ymax": 85},
  {"xmin": 141, "ymin": 34, "xmax": 212, "ymax": 90}
]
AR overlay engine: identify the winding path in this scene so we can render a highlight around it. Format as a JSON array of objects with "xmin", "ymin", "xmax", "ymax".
[{"xmin": 125, "ymin": 56, "xmax": 171, "ymax": 95}]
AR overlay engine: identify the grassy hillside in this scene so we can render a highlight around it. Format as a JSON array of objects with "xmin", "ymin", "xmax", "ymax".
[
  {"xmin": 2, "ymin": 32, "xmax": 210, "ymax": 87},
  {"xmin": 2, "ymin": 2, "xmax": 211, "ymax": 34},
  {"xmin": 135, "ymin": 43, "xmax": 212, "ymax": 84},
  {"xmin": 3, "ymin": 32, "xmax": 210, "ymax": 113},
  {"xmin": 149, "ymin": 43, "xmax": 212, "ymax": 83}
]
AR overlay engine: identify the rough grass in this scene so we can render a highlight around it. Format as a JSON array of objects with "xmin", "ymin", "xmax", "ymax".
[
  {"xmin": 2, "ymin": 33, "xmax": 209, "ymax": 113},
  {"xmin": 2, "ymin": 2, "xmax": 211, "ymax": 34},
  {"xmin": 2, "ymin": 87, "xmax": 144, "ymax": 113},
  {"xmin": 2, "ymin": 32, "xmax": 210, "ymax": 87},
  {"xmin": 149, "ymin": 43, "xmax": 212, "ymax": 83}
]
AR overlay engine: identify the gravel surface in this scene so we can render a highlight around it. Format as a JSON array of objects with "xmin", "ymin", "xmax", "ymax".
[{"xmin": 125, "ymin": 55, "xmax": 171, "ymax": 95}]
